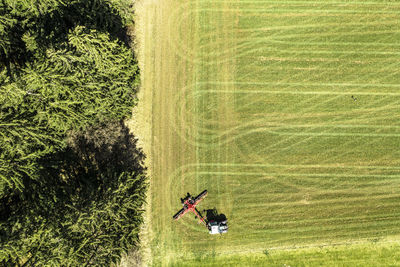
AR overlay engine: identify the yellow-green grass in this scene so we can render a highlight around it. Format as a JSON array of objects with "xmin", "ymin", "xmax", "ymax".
[
  {"xmin": 173, "ymin": 242, "xmax": 400, "ymax": 266},
  {"xmin": 136, "ymin": 0, "xmax": 400, "ymax": 265}
]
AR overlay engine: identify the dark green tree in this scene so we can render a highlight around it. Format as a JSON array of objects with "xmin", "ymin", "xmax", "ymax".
[
  {"xmin": 1, "ymin": 121, "xmax": 147, "ymax": 266},
  {"xmin": 0, "ymin": 25, "xmax": 139, "ymax": 191},
  {"xmin": 0, "ymin": 0, "xmax": 146, "ymax": 265}
]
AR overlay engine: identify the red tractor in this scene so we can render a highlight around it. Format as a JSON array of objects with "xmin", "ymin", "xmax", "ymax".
[{"xmin": 172, "ymin": 190, "xmax": 228, "ymax": 234}]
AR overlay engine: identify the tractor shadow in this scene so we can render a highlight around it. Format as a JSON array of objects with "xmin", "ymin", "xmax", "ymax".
[{"xmin": 204, "ymin": 208, "xmax": 227, "ymax": 222}]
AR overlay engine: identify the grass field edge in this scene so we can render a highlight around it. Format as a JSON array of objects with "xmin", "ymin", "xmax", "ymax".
[
  {"xmin": 171, "ymin": 237, "xmax": 400, "ymax": 266},
  {"xmin": 124, "ymin": 0, "xmax": 155, "ymax": 266}
]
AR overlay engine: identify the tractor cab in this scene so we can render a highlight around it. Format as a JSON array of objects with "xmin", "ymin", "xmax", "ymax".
[{"xmin": 207, "ymin": 220, "xmax": 228, "ymax": 234}]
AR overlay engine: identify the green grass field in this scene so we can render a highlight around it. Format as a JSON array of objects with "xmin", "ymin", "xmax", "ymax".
[{"xmin": 136, "ymin": 0, "xmax": 400, "ymax": 265}]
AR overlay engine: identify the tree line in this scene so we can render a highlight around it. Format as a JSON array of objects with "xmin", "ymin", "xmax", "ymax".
[{"xmin": 0, "ymin": 0, "xmax": 147, "ymax": 265}]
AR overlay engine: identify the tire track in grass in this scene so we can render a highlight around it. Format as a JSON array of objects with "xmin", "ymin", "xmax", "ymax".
[
  {"xmin": 170, "ymin": 168, "xmax": 400, "ymax": 203},
  {"xmin": 165, "ymin": 0, "xmax": 394, "ymax": 62},
  {"xmin": 167, "ymin": 1, "xmax": 400, "ymax": 64},
  {"xmin": 260, "ymin": 55, "xmax": 400, "ymax": 162},
  {"xmin": 154, "ymin": 0, "xmax": 400, "ymax": 261},
  {"xmin": 173, "ymin": 18, "xmax": 400, "ymax": 142},
  {"xmin": 170, "ymin": 163, "xmax": 398, "ymax": 228},
  {"xmin": 314, "ymin": 95, "xmax": 396, "ymax": 163},
  {"xmin": 236, "ymin": 19, "xmax": 367, "ymax": 130},
  {"xmin": 236, "ymin": 94, "xmax": 400, "ymax": 163},
  {"xmin": 171, "ymin": 83, "xmax": 400, "ymax": 147}
]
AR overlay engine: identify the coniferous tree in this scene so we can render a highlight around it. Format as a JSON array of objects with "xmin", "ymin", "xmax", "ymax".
[
  {"xmin": 1, "ymin": 0, "xmax": 146, "ymax": 265},
  {"xmin": 1, "ymin": 0, "xmax": 140, "ymax": 188},
  {"xmin": 1, "ymin": 121, "xmax": 147, "ymax": 266},
  {"xmin": 1, "ymin": 25, "xmax": 139, "ymax": 191}
]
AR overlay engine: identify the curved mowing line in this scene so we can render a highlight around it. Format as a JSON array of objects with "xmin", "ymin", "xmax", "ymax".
[
  {"xmin": 198, "ymin": 122, "xmax": 400, "ymax": 135},
  {"xmin": 196, "ymin": 27, "xmax": 400, "ymax": 59},
  {"xmin": 233, "ymin": 57, "xmax": 400, "ymax": 143},
  {"xmin": 238, "ymin": 55, "xmax": 400, "ymax": 99},
  {"xmin": 209, "ymin": 120, "xmax": 398, "ymax": 163},
  {"xmin": 168, "ymin": 163, "xmax": 400, "ymax": 196},
  {"xmin": 233, "ymin": 51, "xmax": 400, "ymax": 152},
  {"xmin": 200, "ymin": 38, "xmax": 400, "ymax": 65},
  {"xmin": 167, "ymin": 0, "xmax": 400, "ymax": 223},
  {"xmin": 171, "ymin": 6, "xmax": 399, "ymax": 41},
  {"xmin": 153, "ymin": 0, "xmax": 397, "ymax": 260},
  {"xmin": 190, "ymin": 113, "xmax": 400, "ymax": 138},
  {"xmin": 248, "ymin": 87, "xmax": 400, "ymax": 160},
  {"xmin": 173, "ymin": 25, "xmax": 400, "ymax": 65},
  {"xmin": 178, "ymin": 40, "xmax": 400, "ymax": 66},
  {"xmin": 187, "ymin": 33, "xmax": 397, "ymax": 116},
  {"xmin": 241, "ymin": 55, "xmax": 400, "ymax": 87},
  {"xmin": 186, "ymin": 43, "xmax": 400, "ymax": 66},
  {"xmin": 172, "ymin": 82, "xmax": 400, "ymax": 146},
  {"xmin": 167, "ymin": 0, "xmax": 400, "ymax": 64},
  {"xmin": 177, "ymin": 202, "xmax": 400, "ymax": 239},
  {"xmin": 182, "ymin": 42, "xmax": 400, "ymax": 65},
  {"xmin": 174, "ymin": 40, "xmax": 400, "ymax": 66},
  {"xmin": 174, "ymin": 81, "xmax": 400, "ymax": 120},
  {"xmin": 187, "ymin": 21, "xmax": 400, "ymax": 53}
]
